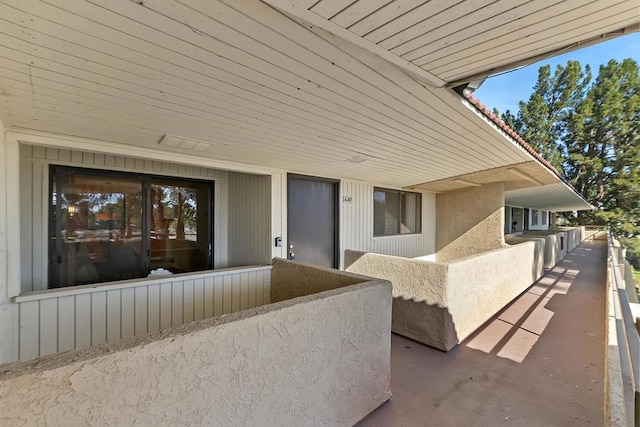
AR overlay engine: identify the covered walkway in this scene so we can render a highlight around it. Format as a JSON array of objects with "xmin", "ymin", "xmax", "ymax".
[{"xmin": 359, "ymin": 239, "xmax": 607, "ymax": 426}]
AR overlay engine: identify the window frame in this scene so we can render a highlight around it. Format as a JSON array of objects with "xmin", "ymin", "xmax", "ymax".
[
  {"xmin": 373, "ymin": 187, "xmax": 422, "ymax": 237},
  {"xmin": 48, "ymin": 165, "xmax": 214, "ymax": 289}
]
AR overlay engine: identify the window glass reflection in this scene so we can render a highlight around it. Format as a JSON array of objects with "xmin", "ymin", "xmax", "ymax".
[
  {"xmin": 52, "ymin": 173, "xmax": 144, "ymax": 287},
  {"xmin": 50, "ymin": 167, "xmax": 213, "ymax": 288},
  {"xmin": 150, "ymin": 181, "xmax": 210, "ymax": 273}
]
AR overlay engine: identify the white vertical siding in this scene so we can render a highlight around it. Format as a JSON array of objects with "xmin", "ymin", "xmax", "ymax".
[
  {"xmin": 227, "ymin": 172, "xmax": 272, "ymax": 267},
  {"xmin": 1, "ymin": 128, "xmax": 20, "ymax": 363},
  {"xmin": 271, "ymin": 171, "xmax": 286, "ymax": 260},
  {"xmin": 339, "ymin": 180, "xmax": 436, "ymax": 267},
  {"xmin": 19, "ymin": 144, "xmax": 231, "ymax": 292},
  {"xmin": 10, "ymin": 266, "xmax": 271, "ymax": 362},
  {"xmin": 18, "ymin": 301, "xmax": 39, "ymax": 360},
  {"xmin": 18, "ymin": 149, "xmax": 48, "ymax": 294}
]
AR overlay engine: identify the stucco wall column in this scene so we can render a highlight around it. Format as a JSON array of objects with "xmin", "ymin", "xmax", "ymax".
[{"xmin": 436, "ymin": 182, "xmax": 505, "ymax": 262}]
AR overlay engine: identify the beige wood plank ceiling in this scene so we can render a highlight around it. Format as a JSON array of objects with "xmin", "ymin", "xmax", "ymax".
[
  {"xmin": 0, "ymin": 0, "xmax": 635, "ymax": 206},
  {"xmin": 278, "ymin": 0, "xmax": 639, "ymax": 84}
]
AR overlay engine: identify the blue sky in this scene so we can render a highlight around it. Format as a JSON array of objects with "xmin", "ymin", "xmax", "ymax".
[{"xmin": 474, "ymin": 32, "xmax": 640, "ymax": 115}]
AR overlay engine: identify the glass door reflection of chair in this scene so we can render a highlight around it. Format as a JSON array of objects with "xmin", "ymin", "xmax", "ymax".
[{"xmin": 61, "ymin": 238, "xmax": 145, "ymax": 287}]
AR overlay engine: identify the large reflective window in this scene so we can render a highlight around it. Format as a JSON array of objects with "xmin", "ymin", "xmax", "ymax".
[{"xmin": 50, "ymin": 167, "xmax": 212, "ymax": 288}]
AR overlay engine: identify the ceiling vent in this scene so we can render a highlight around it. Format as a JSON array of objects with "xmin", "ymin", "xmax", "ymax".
[
  {"xmin": 346, "ymin": 155, "xmax": 369, "ymax": 163},
  {"xmin": 345, "ymin": 151, "xmax": 385, "ymax": 163},
  {"xmin": 159, "ymin": 134, "xmax": 212, "ymax": 152}
]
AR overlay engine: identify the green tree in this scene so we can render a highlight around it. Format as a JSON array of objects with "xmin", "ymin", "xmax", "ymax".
[
  {"xmin": 502, "ymin": 59, "xmax": 640, "ymax": 262},
  {"xmin": 509, "ymin": 61, "xmax": 591, "ymax": 171},
  {"xmin": 500, "ymin": 109, "xmax": 517, "ymax": 130},
  {"xmin": 564, "ymin": 59, "xmax": 640, "ymax": 242}
]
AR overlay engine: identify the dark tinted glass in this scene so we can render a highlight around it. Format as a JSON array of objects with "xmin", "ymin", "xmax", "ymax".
[
  {"xmin": 150, "ymin": 180, "xmax": 210, "ymax": 273},
  {"xmin": 51, "ymin": 171, "xmax": 144, "ymax": 287},
  {"xmin": 374, "ymin": 188, "xmax": 421, "ymax": 237},
  {"xmin": 50, "ymin": 167, "xmax": 212, "ymax": 288}
]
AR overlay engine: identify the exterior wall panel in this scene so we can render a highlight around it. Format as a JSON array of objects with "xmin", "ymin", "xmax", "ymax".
[
  {"xmin": 340, "ymin": 180, "xmax": 436, "ymax": 267},
  {"xmin": 227, "ymin": 172, "xmax": 271, "ymax": 267},
  {"xmin": 10, "ymin": 267, "xmax": 271, "ymax": 362}
]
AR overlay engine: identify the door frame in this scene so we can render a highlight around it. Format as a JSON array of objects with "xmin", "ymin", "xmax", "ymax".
[{"xmin": 286, "ymin": 173, "xmax": 340, "ymax": 268}]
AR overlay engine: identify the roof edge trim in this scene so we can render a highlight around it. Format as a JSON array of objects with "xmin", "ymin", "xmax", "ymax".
[{"xmin": 464, "ymin": 94, "xmax": 594, "ymax": 210}]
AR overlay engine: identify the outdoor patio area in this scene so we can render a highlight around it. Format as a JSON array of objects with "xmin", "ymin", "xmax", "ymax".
[{"xmin": 359, "ymin": 239, "xmax": 607, "ymax": 426}]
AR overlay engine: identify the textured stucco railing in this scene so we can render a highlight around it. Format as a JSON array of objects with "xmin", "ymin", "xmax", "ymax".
[
  {"xmin": 270, "ymin": 257, "xmax": 377, "ymax": 302},
  {"xmin": 507, "ymin": 232, "xmax": 561, "ymax": 269},
  {"xmin": 550, "ymin": 226, "xmax": 586, "ymax": 251},
  {"xmin": 345, "ymin": 241, "xmax": 544, "ymax": 351},
  {"xmin": 605, "ymin": 232, "xmax": 640, "ymax": 427},
  {"xmin": 505, "ymin": 226, "xmax": 586, "ymax": 269},
  {"xmin": 0, "ymin": 259, "xmax": 392, "ymax": 426},
  {"xmin": 620, "ymin": 259, "xmax": 640, "ymax": 305}
]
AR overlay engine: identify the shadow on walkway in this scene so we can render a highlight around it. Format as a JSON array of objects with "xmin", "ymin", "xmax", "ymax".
[{"xmin": 358, "ymin": 239, "xmax": 607, "ymax": 427}]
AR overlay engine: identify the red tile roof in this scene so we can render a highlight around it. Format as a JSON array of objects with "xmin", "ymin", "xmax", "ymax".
[
  {"xmin": 464, "ymin": 94, "xmax": 592, "ymax": 208},
  {"xmin": 464, "ymin": 94, "xmax": 560, "ymax": 175}
]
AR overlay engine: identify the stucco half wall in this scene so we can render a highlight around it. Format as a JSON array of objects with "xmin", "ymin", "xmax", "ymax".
[
  {"xmin": 548, "ymin": 226, "xmax": 586, "ymax": 251},
  {"xmin": 436, "ymin": 182, "xmax": 505, "ymax": 262},
  {"xmin": 507, "ymin": 227, "xmax": 586, "ymax": 269},
  {"xmin": 271, "ymin": 257, "xmax": 376, "ymax": 302},
  {"xmin": 345, "ymin": 241, "xmax": 544, "ymax": 351},
  {"xmin": 0, "ymin": 272, "xmax": 392, "ymax": 426},
  {"xmin": 506, "ymin": 233, "xmax": 558, "ymax": 269}
]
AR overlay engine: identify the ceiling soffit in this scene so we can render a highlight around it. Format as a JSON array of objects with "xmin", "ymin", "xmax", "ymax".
[
  {"xmin": 0, "ymin": 0, "xmax": 540, "ymax": 189},
  {"xmin": 0, "ymin": 0, "xmax": 632, "ymax": 201},
  {"xmin": 263, "ymin": 0, "xmax": 640, "ymax": 85}
]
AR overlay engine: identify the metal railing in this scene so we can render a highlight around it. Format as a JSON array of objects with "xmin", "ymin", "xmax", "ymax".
[{"xmin": 607, "ymin": 229, "xmax": 640, "ymax": 426}]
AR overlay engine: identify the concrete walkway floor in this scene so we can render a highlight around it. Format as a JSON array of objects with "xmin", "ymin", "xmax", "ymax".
[{"xmin": 358, "ymin": 239, "xmax": 607, "ymax": 427}]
